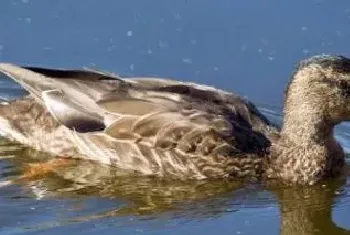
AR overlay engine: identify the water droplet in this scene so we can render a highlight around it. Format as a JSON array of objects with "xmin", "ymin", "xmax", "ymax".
[
  {"xmin": 130, "ymin": 64, "xmax": 135, "ymax": 71},
  {"xmin": 127, "ymin": 31, "xmax": 133, "ymax": 37},
  {"xmin": 25, "ymin": 18, "xmax": 32, "ymax": 23},
  {"xmin": 107, "ymin": 46, "xmax": 116, "ymax": 52},
  {"xmin": 174, "ymin": 13, "xmax": 181, "ymax": 20},
  {"xmin": 241, "ymin": 44, "xmax": 247, "ymax": 52},
  {"xmin": 158, "ymin": 40, "xmax": 168, "ymax": 49},
  {"xmin": 303, "ymin": 49, "xmax": 310, "ymax": 55},
  {"xmin": 301, "ymin": 26, "xmax": 308, "ymax": 31},
  {"xmin": 182, "ymin": 58, "xmax": 192, "ymax": 64}
]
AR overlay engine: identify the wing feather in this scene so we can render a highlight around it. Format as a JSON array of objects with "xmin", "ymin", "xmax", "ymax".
[
  {"xmin": 42, "ymin": 89, "xmax": 105, "ymax": 133},
  {"xmin": 98, "ymin": 99, "xmax": 165, "ymax": 116},
  {"xmin": 0, "ymin": 64, "xmax": 275, "ymax": 161}
]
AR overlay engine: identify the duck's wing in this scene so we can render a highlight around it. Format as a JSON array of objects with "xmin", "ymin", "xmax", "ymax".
[
  {"xmin": 121, "ymin": 78, "xmax": 276, "ymax": 154},
  {"xmin": 0, "ymin": 64, "xmax": 126, "ymax": 132},
  {"xmin": 0, "ymin": 64, "xmax": 275, "ymax": 156}
]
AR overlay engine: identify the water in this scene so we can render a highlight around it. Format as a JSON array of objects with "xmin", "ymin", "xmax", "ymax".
[{"xmin": 0, "ymin": 0, "xmax": 349, "ymax": 234}]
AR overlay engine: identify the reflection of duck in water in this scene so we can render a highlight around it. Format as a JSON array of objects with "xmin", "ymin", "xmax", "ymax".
[
  {"xmin": 0, "ymin": 55, "xmax": 349, "ymax": 184},
  {"xmin": 4, "ymin": 146, "xmax": 349, "ymax": 235},
  {"xmin": 271, "ymin": 180, "xmax": 350, "ymax": 235}
]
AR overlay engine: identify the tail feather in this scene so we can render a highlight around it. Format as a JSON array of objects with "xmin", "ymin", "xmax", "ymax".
[
  {"xmin": 0, "ymin": 63, "xmax": 121, "ymax": 133},
  {"xmin": 0, "ymin": 63, "xmax": 50, "ymax": 103}
]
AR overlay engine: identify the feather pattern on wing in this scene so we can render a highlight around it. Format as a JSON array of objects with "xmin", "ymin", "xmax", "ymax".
[{"xmin": 0, "ymin": 63, "xmax": 278, "ymax": 179}]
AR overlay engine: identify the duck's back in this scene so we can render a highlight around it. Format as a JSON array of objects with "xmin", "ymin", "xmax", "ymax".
[{"xmin": 0, "ymin": 64, "xmax": 277, "ymax": 179}]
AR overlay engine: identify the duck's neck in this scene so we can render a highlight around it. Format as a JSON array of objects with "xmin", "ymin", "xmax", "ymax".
[
  {"xmin": 280, "ymin": 104, "xmax": 335, "ymax": 146},
  {"xmin": 279, "ymin": 68, "xmax": 338, "ymax": 147},
  {"xmin": 267, "ymin": 101, "xmax": 344, "ymax": 184}
]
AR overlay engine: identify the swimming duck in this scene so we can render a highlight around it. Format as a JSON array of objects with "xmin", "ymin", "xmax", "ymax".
[{"xmin": 0, "ymin": 55, "xmax": 348, "ymax": 184}]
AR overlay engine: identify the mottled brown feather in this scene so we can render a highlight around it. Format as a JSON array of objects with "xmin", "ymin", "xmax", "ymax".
[{"xmin": 0, "ymin": 55, "xmax": 349, "ymax": 184}]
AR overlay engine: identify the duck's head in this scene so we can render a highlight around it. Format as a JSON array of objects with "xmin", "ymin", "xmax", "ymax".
[{"xmin": 283, "ymin": 55, "xmax": 350, "ymax": 127}]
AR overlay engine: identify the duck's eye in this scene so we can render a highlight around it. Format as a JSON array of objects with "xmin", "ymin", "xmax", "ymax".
[
  {"xmin": 338, "ymin": 79, "xmax": 348, "ymax": 90},
  {"xmin": 336, "ymin": 79, "xmax": 350, "ymax": 96}
]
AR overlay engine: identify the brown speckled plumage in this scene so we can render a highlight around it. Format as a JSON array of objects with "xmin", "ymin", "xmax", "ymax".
[{"xmin": 0, "ymin": 55, "xmax": 349, "ymax": 184}]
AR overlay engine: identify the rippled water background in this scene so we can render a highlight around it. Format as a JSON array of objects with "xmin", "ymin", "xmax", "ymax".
[{"xmin": 0, "ymin": 0, "xmax": 349, "ymax": 234}]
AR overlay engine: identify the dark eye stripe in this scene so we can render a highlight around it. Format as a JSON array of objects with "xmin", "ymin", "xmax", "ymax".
[
  {"xmin": 316, "ymin": 79, "xmax": 350, "ymax": 96},
  {"xmin": 335, "ymin": 80, "xmax": 350, "ymax": 96},
  {"xmin": 338, "ymin": 80, "xmax": 348, "ymax": 89}
]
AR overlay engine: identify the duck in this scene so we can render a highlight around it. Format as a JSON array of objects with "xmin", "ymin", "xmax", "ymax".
[{"xmin": 0, "ymin": 55, "xmax": 348, "ymax": 185}]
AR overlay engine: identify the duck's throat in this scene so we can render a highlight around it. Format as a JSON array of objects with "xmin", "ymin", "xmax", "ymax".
[
  {"xmin": 280, "ymin": 111, "xmax": 334, "ymax": 145},
  {"xmin": 267, "ymin": 110, "xmax": 343, "ymax": 184}
]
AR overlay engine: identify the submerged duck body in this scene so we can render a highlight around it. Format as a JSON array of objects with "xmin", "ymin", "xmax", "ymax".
[{"xmin": 0, "ymin": 55, "xmax": 349, "ymax": 184}]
